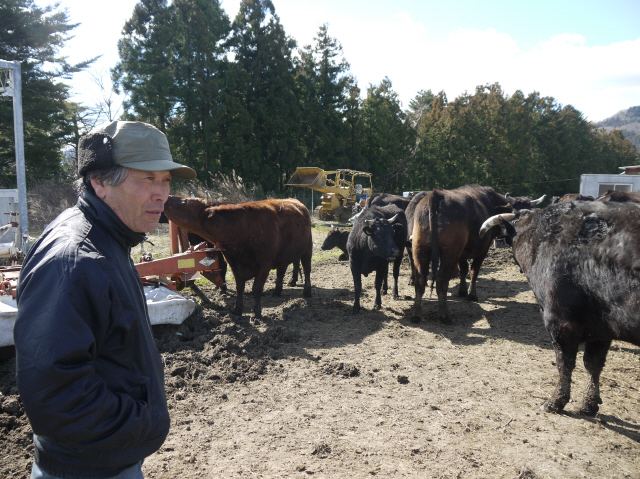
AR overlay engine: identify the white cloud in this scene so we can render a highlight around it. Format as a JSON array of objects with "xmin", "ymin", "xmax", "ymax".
[{"xmin": 47, "ymin": 0, "xmax": 640, "ymax": 122}]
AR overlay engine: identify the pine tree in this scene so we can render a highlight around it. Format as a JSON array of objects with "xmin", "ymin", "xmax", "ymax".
[
  {"xmin": 295, "ymin": 24, "xmax": 353, "ymax": 169},
  {"xmin": 227, "ymin": 0, "xmax": 300, "ymax": 192},
  {"xmin": 112, "ymin": 0, "xmax": 176, "ymax": 131},
  {"xmin": 0, "ymin": 0, "xmax": 95, "ymax": 181}
]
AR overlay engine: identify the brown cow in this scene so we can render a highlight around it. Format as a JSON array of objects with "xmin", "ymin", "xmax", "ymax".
[
  {"xmin": 163, "ymin": 196, "xmax": 312, "ymax": 319},
  {"xmin": 596, "ymin": 190, "xmax": 640, "ymax": 203},
  {"xmin": 550, "ymin": 193, "xmax": 594, "ymax": 204},
  {"xmin": 411, "ymin": 185, "xmax": 514, "ymax": 323}
]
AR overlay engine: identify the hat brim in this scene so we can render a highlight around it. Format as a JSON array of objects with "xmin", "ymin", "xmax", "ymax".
[{"xmin": 118, "ymin": 159, "xmax": 197, "ymax": 180}]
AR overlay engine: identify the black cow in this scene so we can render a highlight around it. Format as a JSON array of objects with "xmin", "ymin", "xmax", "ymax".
[
  {"xmin": 504, "ymin": 192, "xmax": 546, "ymax": 209},
  {"xmin": 480, "ymin": 201, "xmax": 640, "ymax": 415},
  {"xmin": 347, "ymin": 205, "xmax": 406, "ymax": 315},
  {"xmin": 321, "ymin": 225, "xmax": 350, "ymax": 261},
  {"xmin": 366, "ymin": 192, "xmax": 412, "ymax": 210}
]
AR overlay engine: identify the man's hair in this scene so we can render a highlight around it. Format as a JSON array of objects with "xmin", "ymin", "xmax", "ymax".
[{"xmin": 75, "ymin": 165, "xmax": 130, "ymax": 195}]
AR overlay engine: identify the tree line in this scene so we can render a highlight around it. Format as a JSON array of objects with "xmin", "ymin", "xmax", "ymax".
[{"xmin": 1, "ymin": 0, "xmax": 638, "ymax": 201}]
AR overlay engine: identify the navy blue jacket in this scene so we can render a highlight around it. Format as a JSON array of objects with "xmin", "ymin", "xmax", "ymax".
[{"xmin": 14, "ymin": 192, "xmax": 170, "ymax": 478}]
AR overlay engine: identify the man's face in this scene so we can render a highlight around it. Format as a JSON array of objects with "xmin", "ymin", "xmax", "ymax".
[{"xmin": 92, "ymin": 168, "xmax": 172, "ymax": 233}]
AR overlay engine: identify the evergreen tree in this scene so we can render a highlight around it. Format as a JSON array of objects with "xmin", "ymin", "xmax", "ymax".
[
  {"xmin": 112, "ymin": 0, "xmax": 176, "ymax": 131},
  {"xmin": 228, "ymin": 0, "xmax": 300, "ymax": 192},
  {"xmin": 169, "ymin": 0, "xmax": 231, "ymax": 180},
  {"xmin": 295, "ymin": 24, "xmax": 353, "ymax": 168},
  {"xmin": 0, "ymin": 0, "xmax": 94, "ymax": 181},
  {"xmin": 360, "ymin": 78, "xmax": 415, "ymax": 193}
]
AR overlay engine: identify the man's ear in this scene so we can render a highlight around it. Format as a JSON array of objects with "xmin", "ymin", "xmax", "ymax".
[{"xmin": 91, "ymin": 178, "xmax": 108, "ymax": 199}]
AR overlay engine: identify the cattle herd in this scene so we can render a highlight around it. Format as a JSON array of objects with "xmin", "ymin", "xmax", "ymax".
[{"xmin": 164, "ymin": 186, "xmax": 640, "ymax": 418}]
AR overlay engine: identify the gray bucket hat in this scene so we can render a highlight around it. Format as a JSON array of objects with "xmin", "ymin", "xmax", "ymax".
[{"xmin": 78, "ymin": 121, "xmax": 196, "ymax": 180}]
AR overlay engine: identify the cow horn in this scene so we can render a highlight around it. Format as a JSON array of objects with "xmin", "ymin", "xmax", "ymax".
[
  {"xmin": 505, "ymin": 193, "xmax": 516, "ymax": 205},
  {"xmin": 364, "ymin": 219, "xmax": 375, "ymax": 225},
  {"xmin": 387, "ymin": 214, "xmax": 398, "ymax": 224},
  {"xmin": 530, "ymin": 194, "xmax": 546, "ymax": 205},
  {"xmin": 204, "ymin": 191, "xmax": 213, "ymax": 206},
  {"xmin": 479, "ymin": 214, "xmax": 516, "ymax": 238}
]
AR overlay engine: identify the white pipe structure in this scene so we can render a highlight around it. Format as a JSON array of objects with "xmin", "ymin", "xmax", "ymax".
[{"xmin": 0, "ymin": 60, "xmax": 28, "ymax": 249}]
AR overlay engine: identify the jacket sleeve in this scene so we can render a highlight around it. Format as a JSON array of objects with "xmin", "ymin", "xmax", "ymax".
[{"xmin": 14, "ymin": 244, "xmax": 164, "ymax": 455}]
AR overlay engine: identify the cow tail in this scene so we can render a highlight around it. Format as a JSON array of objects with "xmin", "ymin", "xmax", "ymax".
[{"xmin": 429, "ymin": 190, "xmax": 441, "ymax": 293}]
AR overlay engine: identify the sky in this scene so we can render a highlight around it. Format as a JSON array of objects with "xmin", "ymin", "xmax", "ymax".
[{"xmin": 36, "ymin": 0, "xmax": 640, "ymax": 123}]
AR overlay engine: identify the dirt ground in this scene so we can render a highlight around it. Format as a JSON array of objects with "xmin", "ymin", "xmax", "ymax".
[{"xmin": 1, "ymin": 223, "xmax": 639, "ymax": 479}]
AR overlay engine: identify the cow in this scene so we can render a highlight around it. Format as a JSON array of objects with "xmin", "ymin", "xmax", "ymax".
[
  {"xmin": 596, "ymin": 190, "xmax": 640, "ymax": 203},
  {"xmin": 551, "ymin": 193, "xmax": 594, "ymax": 204},
  {"xmin": 321, "ymin": 225, "xmax": 350, "ymax": 261},
  {"xmin": 404, "ymin": 191, "xmax": 430, "ymax": 286},
  {"xmin": 411, "ymin": 185, "xmax": 517, "ymax": 324},
  {"xmin": 366, "ymin": 192, "xmax": 412, "ymax": 211},
  {"xmin": 163, "ymin": 196, "xmax": 312, "ymax": 319},
  {"xmin": 347, "ymin": 205, "xmax": 406, "ymax": 315},
  {"xmin": 479, "ymin": 201, "xmax": 640, "ymax": 415},
  {"xmin": 504, "ymin": 192, "xmax": 546, "ymax": 209}
]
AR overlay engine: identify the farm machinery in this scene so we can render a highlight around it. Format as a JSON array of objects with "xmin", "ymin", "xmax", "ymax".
[{"xmin": 286, "ymin": 167, "xmax": 373, "ymax": 221}]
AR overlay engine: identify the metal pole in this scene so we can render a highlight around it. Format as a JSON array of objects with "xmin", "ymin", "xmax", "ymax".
[{"xmin": 12, "ymin": 62, "xmax": 28, "ymax": 248}]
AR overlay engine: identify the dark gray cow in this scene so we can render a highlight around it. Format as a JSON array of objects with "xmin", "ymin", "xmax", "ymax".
[
  {"xmin": 480, "ymin": 201, "xmax": 640, "ymax": 415},
  {"xmin": 347, "ymin": 205, "xmax": 406, "ymax": 315}
]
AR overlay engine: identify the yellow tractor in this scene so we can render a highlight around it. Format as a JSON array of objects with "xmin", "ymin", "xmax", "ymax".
[{"xmin": 286, "ymin": 167, "xmax": 373, "ymax": 221}]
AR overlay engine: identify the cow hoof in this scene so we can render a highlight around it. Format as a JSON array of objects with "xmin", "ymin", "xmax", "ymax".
[
  {"xmin": 458, "ymin": 289, "xmax": 468, "ymax": 298},
  {"xmin": 287, "ymin": 281, "xmax": 297, "ymax": 287},
  {"xmin": 381, "ymin": 291, "xmax": 387, "ymax": 296},
  {"xmin": 373, "ymin": 304, "xmax": 381, "ymax": 310},
  {"xmin": 393, "ymin": 294, "xmax": 400, "ymax": 300},
  {"xmin": 541, "ymin": 398, "xmax": 566, "ymax": 413},
  {"xmin": 577, "ymin": 396, "xmax": 601, "ymax": 416},
  {"xmin": 468, "ymin": 294, "xmax": 478, "ymax": 302},
  {"xmin": 303, "ymin": 287, "xmax": 312, "ymax": 298}
]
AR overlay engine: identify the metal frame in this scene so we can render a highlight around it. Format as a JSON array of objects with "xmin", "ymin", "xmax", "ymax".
[{"xmin": 0, "ymin": 60, "xmax": 28, "ymax": 249}]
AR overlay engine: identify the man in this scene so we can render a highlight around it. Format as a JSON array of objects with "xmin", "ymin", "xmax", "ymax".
[{"xmin": 14, "ymin": 121, "xmax": 196, "ymax": 479}]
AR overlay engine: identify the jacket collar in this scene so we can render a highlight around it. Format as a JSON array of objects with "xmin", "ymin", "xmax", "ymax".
[{"xmin": 77, "ymin": 191, "xmax": 147, "ymax": 249}]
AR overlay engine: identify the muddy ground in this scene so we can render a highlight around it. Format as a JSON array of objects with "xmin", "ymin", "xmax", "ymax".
[{"xmin": 1, "ymin": 223, "xmax": 639, "ymax": 478}]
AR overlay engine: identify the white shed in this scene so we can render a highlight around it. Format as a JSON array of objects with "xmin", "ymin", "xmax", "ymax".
[{"xmin": 580, "ymin": 166, "xmax": 640, "ymax": 198}]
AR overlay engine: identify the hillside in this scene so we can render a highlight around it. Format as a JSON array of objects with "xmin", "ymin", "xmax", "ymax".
[{"xmin": 595, "ymin": 105, "xmax": 640, "ymax": 150}]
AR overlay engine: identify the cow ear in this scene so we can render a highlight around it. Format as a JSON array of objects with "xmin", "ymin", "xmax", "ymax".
[
  {"xmin": 392, "ymin": 224, "xmax": 403, "ymax": 234},
  {"xmin": 363, "ymin": 225, "xmax": 374, "ymax": 235}
]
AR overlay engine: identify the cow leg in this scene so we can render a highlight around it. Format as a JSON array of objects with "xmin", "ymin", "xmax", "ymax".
[
  {"xmin": 436, "ymin": 276, "xmax": 452, "ymax": 324},
  {"xmin": 391, "ymin": 254, "xmax": 402, "ymax": 300},
  {"xmin": 542, "ymin": 321, "xmax": 579, "ymax": 413},
  {"xmin": 374, "ymin": 263, "xmax": 388, "ymax": 310},
  {"xmin": 351, "ymin": 267, "xmax": 363, "ymax": 315},
  {"xmin": 382, "ymin": 270, "xmax": 388, "ymax": 295},
  {"xmin": 274, "ymin": 266, "xmax": 287, "ymax": 297},
  {"xmin": 467, "ymin": 256, "xmax": 485, "ymax": 302},
  {"xmin": 406, "ymin": 244, "xmax": 415, "ymax": 286},
  {"xmin": 578, "ymin": 340, "xmax": 611, "ymax": 416},
  {"xmin": 301, "ymin": 240, "xmax": 312, "ymax": 298},
  {"xmin": 411, "ymin": 248, "xmax": 430, "ymax": 323},
  {"xmin": 288, "ymin": 260, "xmax": 300, "ymax": 287},
  {"xmin": 251, "ymin": 270, "xmax": 270, "ymax": 319},
  {"xmin": 458, "ymin": 259, "xmax": 469, "ymax": 297},
  {"xmin": 231, "ymin": 280, "xmax": 245, "ymax": 318}
]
